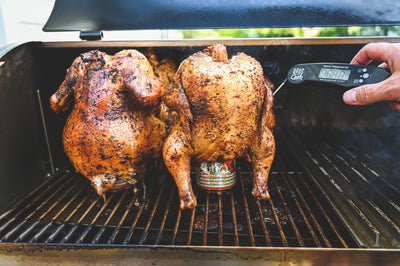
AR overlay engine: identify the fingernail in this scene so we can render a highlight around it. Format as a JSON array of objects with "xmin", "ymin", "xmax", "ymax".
[{"xmin": 343, "ymin": 90, "xmax": 358, "ymax": 104}]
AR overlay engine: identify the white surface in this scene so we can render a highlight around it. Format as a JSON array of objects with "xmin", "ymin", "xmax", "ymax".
[{"xmin": 0, "ymin": 0, "xmax": 177, "ymax": 45}]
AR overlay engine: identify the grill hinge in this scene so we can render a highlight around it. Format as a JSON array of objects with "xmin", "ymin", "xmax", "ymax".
[{"xmin": 79, "ymin": 30, "xmax": 103, "ymax": 41}]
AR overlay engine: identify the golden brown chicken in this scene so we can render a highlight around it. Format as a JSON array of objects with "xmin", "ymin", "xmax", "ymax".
[
  {"xmin": 146, "ymin": 48, "xmax": 177, "ymax": 125},
  {"xmin": 50, "ymin": 49, "xmax": 167, "ymax": 195},
  {"xmin": 163, "ymin": 44, "xmax": 276, "ymax": 209},
  {"xmin": 146, "ymin": 48, "xmax": 176, "ymax": 87}
]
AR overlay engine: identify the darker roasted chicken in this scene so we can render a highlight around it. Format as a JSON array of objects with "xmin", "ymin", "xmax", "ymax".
[
  {"xmin": 50, "ymin": 49, "xmax": 167, "ymax": 195},
  {"xmin": 163, "ymin": 44, "xmax": 276, "ymax": 209}
]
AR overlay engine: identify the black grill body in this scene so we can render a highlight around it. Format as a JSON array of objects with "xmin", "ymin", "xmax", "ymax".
[{"xmin": 0, "ymin": 38, "xmax": 400, "ymax": 264}]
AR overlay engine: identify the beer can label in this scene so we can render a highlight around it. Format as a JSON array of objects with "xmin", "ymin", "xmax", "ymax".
[
  {"xmin": 110, "ymin": 179, "xmax": 130, "ymax": 191},
  {"xmin": 196, "ymin": 160, "xmax": 236, "ymax": 191}
]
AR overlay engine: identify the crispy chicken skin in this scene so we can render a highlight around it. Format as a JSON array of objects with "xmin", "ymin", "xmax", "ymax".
[
  {"xmin": 50, "ymin": 49, "xmax": 167, "ymax": 195},
  {"xmin": 146, "ymin": 48, "xmax": 176, "ymax": 87},
  {"xmin": 163, "ymin": 44, "xmax": 276, "ymax": 209},
  {"xmin": 146, "ymin": 48, "xmax": 178, "ymax": 125}
]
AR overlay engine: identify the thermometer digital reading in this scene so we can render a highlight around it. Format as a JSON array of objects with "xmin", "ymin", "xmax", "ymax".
[{"xmin": 273, "ymin": 63, "xmax": 391, "ymax": 96}]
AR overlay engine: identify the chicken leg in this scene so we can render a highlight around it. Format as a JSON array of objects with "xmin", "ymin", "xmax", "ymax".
[{"xmin": 249, "ymin": 80, "xmax": 275, "ymax": 199}]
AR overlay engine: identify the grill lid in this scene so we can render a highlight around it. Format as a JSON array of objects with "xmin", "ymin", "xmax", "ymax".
[{"xmin": 43, "ymin": 0, "xmax": 400, "ymax": 32}]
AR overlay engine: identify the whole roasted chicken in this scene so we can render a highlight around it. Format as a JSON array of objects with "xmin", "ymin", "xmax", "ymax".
[
  {"xmin": 50, "ymin": 49, "xmax": 168, "ymax": 195},
  {"xmin": 163, "ymin": 44, "xmax": 276, "ymax": 209}
]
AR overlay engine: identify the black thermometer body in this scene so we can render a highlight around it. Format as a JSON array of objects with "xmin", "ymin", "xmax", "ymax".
[{"xmin": 287, "ymin": 63, "xmax": 391, "ymax": 87}]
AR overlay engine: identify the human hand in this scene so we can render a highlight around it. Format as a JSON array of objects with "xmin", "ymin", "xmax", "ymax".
[{"xmin": 342, "ymin": 42, "xmax": 400, "ymax": 110}]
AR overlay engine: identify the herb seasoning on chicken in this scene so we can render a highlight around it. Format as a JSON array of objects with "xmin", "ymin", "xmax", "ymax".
[
  {"xmin": 50, "ymin": 49, "xmax": 168, "ymax": 195},
  {"xmin": 163, "ymin": 44, "xmax": 276, "ymax": 209}
]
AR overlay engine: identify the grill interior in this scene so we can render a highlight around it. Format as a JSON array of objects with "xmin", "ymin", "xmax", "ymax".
[
  {"xmin": 3, "ymin": 126, "xmax": 397, "ymax": 248},
  {"xmin": 1, "ymin": 40, "xmax": 400, "ymax": 251}
]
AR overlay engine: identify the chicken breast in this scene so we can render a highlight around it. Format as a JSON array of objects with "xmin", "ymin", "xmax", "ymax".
[
  {"xmin": 50, "ymin": 49, "xmax": 167, "ymax": 195},
  {"xmin": 163, "ymin": 44, "xmax": 275, "ymax": 209}
]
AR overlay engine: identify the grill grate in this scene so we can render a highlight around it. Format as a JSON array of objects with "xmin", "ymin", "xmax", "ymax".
[{"xmin": 3, "ymin": 131, "xmax": 395, "ymax": 248}]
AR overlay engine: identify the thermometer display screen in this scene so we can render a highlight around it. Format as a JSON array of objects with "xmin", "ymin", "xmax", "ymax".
[{"xmin": 318, "ymin": 68, "xmax": 351, "ymax": 81}]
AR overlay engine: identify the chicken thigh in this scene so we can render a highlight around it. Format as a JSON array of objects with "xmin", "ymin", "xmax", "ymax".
[
  {"xmin": 163, "ymin": 44, "xmax": 275, "ymax": 209},
  {"xmin": 50, "ymin": 49, "xmax": 167, "ymax": 195}
]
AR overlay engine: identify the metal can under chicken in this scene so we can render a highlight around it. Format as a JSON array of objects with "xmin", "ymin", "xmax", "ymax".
[
  {"xmin": 196, "ymin": 160, "xmax": 237, "ymax": 192},
  {"xmin": 109, "ymin": 178, "xmax": 130, "ymax": 191}
]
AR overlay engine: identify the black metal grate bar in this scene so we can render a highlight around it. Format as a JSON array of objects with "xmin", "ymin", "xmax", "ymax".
[
  {"xmin": 281, "ymin": 131, "xmax": 376, "ymax": 247},
  {"xmin": 255, "ymin": 198, "xmax": 272, "ymax": 246},
  {"xmin": 75, "ymin": 193, "xmax": 116, "ymax": 244},
  {"xmin": 202, "ymin": 192, "xmax": 209, "ymax": 246},
  {"xmin": 278, "ymin": 166, "xmax": 323, "ymax": 247},
  {"xmin": 123, "ymin": 184, "xmax": 155, "ymax": 245},
  {"xmin": 154, "ymin": 187, "xmax": 175, "ymax": 245},
  {"xmin": 61, "ymin": 193, "xmax": 101, "ymax": 244},
  {"xmin": 267, "ymin": 193, "xmax": 289, "ymax": 247},
  {"xmin": 238, "ymin": 171, "xmax": 256, "ymax": 246},
  {"xmin": 0, "ymin": 171, "xmax": 58, "ymax": 221},
  {"xmin": 230, "ymin": 192, "xmax": 240, "ymax": 246},
  {"xmin": 218, "ymin": 193, "xmax": 223, "ymax": 246},
  {"xmin": 277, "ymin": 156, "xmax": 349, "ymax": 248},
  {"xmin": 0, "ymin": 172, "xmax": 70, "ymax": 236},
  {"xmin": 280, "ymin": 128, "xmax": 400, "ymax": 248},
  {"xmin": 107, "ymin": 186, "xmax": 143, "ymax": 244},
  {"xmin": 1, "ymin": 173, "xmax": 78, "ymax": 242},
  {"xmin": 139, "ymin": 181, "xmax": 165, "ymax": 245},
  {"xmin": 44, "ymin": 185, "xmax": 92, "ymax": 244},
  {"xmin": 171, "ymin": 206, "xmax": 182, "ymax": 245},
  {"xmin": 271, "ymin": 178, "xmax": 304, "ymax": 247},
  {"xmin": 29, "ymin": 181, "xmax": 88, "ymax": 243},
  {"xmin": 20, "ymin": 178, "xmax": 85, "ymax": 242},
  {"xmin": 187, "ymin": 200, "xmax": 196, "ymax": 245},
  {"xmin": 92, "ymin": 189, "xmax": 129, "ymax": 244}
]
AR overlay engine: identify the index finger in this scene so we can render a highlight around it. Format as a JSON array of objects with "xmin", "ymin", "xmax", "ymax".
[{"xmin": 351, "ymin": 43, "xmax": 392, "ymax": 65}]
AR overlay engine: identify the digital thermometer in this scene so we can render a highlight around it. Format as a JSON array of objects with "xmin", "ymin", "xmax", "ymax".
[
  {"xmin": 288, "ymin": 63, "xmax": 390, "ymax": 86},
  {"xmin": 273, "ymin": 63, "xmax": 391, "ymax": 96}
]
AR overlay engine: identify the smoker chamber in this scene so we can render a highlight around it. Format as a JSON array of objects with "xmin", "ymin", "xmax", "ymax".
[
  {"xmin": 1, "ymin": 121, "xmax": 399, "ymax": 250},
  {"xmin": 0, "ymin": 0, "xmax": 399, "ymax": 263},
  {"xmin": 0, "ymin": 39, "xmax": 400, "ymax": 264}
]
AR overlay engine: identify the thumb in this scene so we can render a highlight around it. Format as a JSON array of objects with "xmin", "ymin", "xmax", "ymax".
[
  {"xmin": 388, "ymin": 101, "xmax": 400, "ymax": 111},
  {"xmin": 343, "ymin": 83, "xmax": 387, "ymax": 105}
]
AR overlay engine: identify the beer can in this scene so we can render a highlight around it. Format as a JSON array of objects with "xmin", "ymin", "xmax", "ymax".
[
  {"xmin": 110, "ymin": 178, "xmax": 130, "ymax": 191},
  {"xmin": 196, "ymin": 160, "xmax": 237, "ymax": 192}
]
